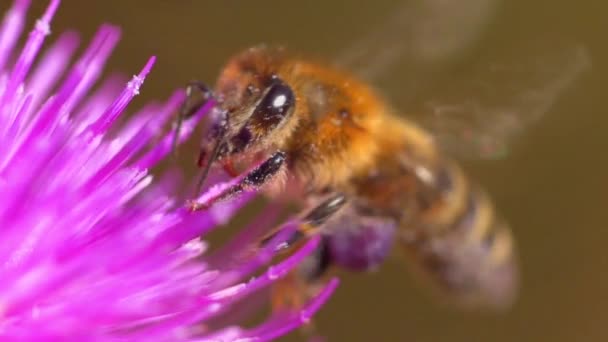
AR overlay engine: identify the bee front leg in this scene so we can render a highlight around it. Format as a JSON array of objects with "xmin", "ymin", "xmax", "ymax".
[
  {"xmin": 187, "ymin": 151, "xmax": 287, "ymax": 211},
  {"xmin": 171, "ymin": 80, "xmax": 215, "ymax": 156}
]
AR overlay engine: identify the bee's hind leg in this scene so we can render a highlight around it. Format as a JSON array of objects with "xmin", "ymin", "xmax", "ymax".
[
  {"xmin": 271, "ymin": 236, "xmax": 334, "ymax": 338},
  {"xmin": 263, "ymin": 193, "xmax": 346, "ymax": 320}
]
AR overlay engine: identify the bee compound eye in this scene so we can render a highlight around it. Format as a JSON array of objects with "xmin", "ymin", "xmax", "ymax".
[{"xmin": 253, "ymin": 79, "xmax": 295, "ymax": 128}]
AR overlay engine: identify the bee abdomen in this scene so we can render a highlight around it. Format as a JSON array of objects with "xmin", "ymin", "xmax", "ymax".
[{"xmin": 401, "ymin": 163, "xmax": 518, "ymax": 309}]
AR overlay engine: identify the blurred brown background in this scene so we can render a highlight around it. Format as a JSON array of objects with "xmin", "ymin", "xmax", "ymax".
[{"xmin": 9, "ymin": 0, "xmax": 608, "ymax": 341}]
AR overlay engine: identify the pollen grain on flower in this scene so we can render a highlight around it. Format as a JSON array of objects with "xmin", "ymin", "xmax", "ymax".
[{"xmin": 0, "ymin": 0, "xmax": 337, "ymax": 340}]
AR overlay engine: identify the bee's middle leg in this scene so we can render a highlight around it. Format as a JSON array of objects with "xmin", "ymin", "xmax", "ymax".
[{"xmin": 260, "ymin": 193, "xmax": 347, "ymax": 253}]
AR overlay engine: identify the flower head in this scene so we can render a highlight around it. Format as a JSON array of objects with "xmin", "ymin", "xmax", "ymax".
[{"xmin": 0, "ymin": 0, "xmax": 337, "ymax": 340}]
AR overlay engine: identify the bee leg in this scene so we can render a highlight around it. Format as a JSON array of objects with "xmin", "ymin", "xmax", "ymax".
[
  {"xmin": 272, "ymin": 237, "xmax": 333, "ymax": 338},
  {"xmin": 272, "ymin": 273, "xmax": 324, "ymax": 337},
  {"xmin": 270, "ymin": 271, "xmax": 325, "ymax": 339},
  {"xmin": 261, "ymin": 193, "xmax": 347, "ymax": 253},
  {"xmin": 271, "ymin": 271, "xmax": 309, "ymax": 313},
  {"xmin": 187, "ymin": 151, "xmax": 286, "ymax": 211},
  {"xmin": 171, "ymin": 80, "xmax": 215, "ymax": 157}
]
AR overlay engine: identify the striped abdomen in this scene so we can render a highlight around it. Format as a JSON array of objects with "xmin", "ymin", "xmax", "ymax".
[{"xmin": 398, "ymin": 158, "xmax": 518, "ymax": 309}]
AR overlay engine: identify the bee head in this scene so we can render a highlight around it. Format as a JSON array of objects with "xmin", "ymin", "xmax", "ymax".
[{"xmin": 198, "ymin": 46, "xmax": 297, "ymax": 175}]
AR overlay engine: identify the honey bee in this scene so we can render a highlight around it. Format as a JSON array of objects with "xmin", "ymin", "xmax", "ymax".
[
  {"xmin": 174, "ymin": 2, "xmax": 589, "ymax": 325},
  {"xmin": 181, "ymin": 45, "xmax": 517, "ymax": 309}
]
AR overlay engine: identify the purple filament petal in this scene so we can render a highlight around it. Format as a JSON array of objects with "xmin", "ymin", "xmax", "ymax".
[
  {"xmin": 2, "ymin": 0, "xmax": 58, "ymax": 106},
  {"xmin": 190, "ymin": 235, "xmax": 322, "ymax": 329},
  {"xmin": 4, "ymin": 25, "xmax": 121, "ymax": 167},
  {"xmin": 135, "ymin": 98, "xmax": 216, "ymax": 169},
  {"xmin": 208, "ymin": 203, "xmax": 282, "ymax": 270},
  {"xmin": 202, "ymin": 278, "xmax": 340, "ymax": 342},
  {"xmin": 56, "ymin": 24, "xmax": 121, "ymax": 116},
  {"xmin": 209, "ymin": 235, "xmax": 320, "ymax": 304},
  {"xmin": 0, "ymin": 0, "xmax": 30, "ymax": 71},
  {"xmin": 0, "ymin": 0, "xmax": 336, "ymax": 339},
  {"xmin": 72, "ymin": 74, "xmax": 128, "ymax": 130},
  {"xmin": 209, "ymin": 220, "xmax": 298, "ymax": 290},
  {"xmin": 27, "ymin": 31, "xmax": 80, "ymax": 116},
  {"xmin": 83, "ymin": 104, "xmax": 162, "ymax": 190},
  {"xmin": 88, "ymin": 56, "xmax": 156, "ymax": 134}
]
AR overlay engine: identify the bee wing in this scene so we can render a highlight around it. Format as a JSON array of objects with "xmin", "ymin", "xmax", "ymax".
[
  {"xmin": 337, "ymin": 1, "xmax": 590, "ymax": 160},
  {"xmin": 337, "ymin": 0, "xmax": 500, "ymax": 82},
  {"xmin": 412, "ymin": 43, "xmax": 591, "ymax": 159}
]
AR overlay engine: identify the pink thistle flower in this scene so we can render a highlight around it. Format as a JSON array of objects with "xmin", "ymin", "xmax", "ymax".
[{"xmin": 0, "ymin": 1, "xmax": 338, "ymax": 340}]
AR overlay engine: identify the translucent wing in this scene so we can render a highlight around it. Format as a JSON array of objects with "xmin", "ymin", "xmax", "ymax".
[
  {"xmin": 337, "ymin": 0, "xmax": 500, "ymax": 81},
  {"xmin": 337, "ymin": 0, "xmax": 590, "ymax": 160},
  {"xmin": 413, "ymin": 43, "xmax": 590, "ymax": 159}
]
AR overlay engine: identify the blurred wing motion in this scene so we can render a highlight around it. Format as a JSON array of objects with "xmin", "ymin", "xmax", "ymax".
[
  {"xmin": 337, "ymin": 0, "xmax": 590, "ymax": 160},
  {"xmin": 337, "ymin": 0, "xmax": 500, "ymax": 81},
  {"xmin": 415, "ymin": 43, "xmax": 591, "ymax": 159}
]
